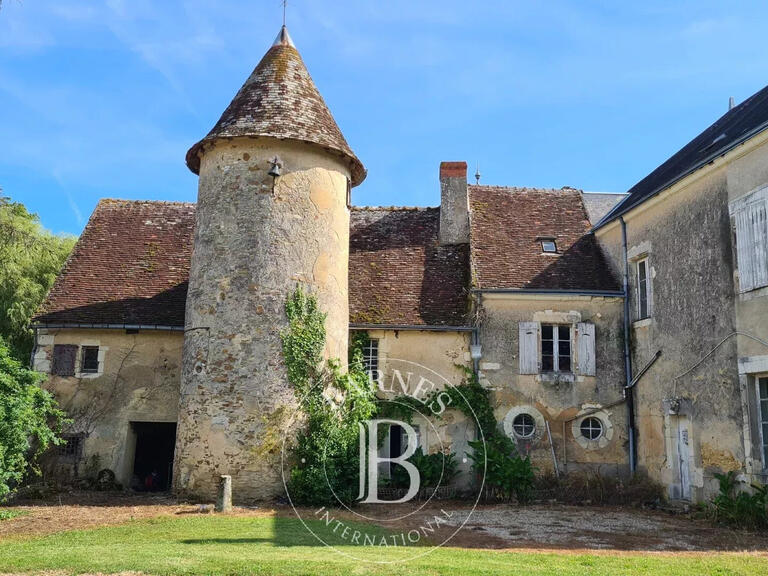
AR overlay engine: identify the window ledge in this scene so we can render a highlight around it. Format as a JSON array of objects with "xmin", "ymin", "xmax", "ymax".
[
  {"xmin": 76, "ymin": 372, "xmax": 102, "ymax": 379},
  {"xmin": 633, "ymin": 318, "xmax": 652, "ymax": 329},
  {"xmin": 738, "ymin": 285, "xmax": 768, "ymax": 301},
  {"xmin": 536, "ymin": 372, "xmax": 576, "ymax": 384}
]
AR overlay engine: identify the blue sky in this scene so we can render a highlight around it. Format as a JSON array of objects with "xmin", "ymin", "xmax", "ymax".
[{"xmin": 1, "ymin": 1, "xmax": 767, "ymax": 236}]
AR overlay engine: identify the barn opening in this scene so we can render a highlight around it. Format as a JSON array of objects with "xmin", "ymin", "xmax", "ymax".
[{"xmin": 131, "ymin": 422, "xmax": 177, "ymax": 492}]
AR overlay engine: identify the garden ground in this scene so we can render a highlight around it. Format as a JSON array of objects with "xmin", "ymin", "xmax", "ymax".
[{"xmin": 0, "ymin": 492, "xmax": 766, "ymax": 575}]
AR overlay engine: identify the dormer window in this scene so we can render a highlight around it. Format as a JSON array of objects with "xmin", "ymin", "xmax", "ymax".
[{"xmin": 540, "ymin": 238, "xmax": 557, "ymax": 253}]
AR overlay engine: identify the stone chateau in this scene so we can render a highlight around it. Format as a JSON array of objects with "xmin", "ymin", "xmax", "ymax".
[{"xmin": 31, "ymin": 25, "xmax": 768, "ymax": 502}]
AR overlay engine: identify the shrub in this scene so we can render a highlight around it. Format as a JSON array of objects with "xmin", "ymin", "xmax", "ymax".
[
  {"xmin": 389, "ymin": 448, "xmax": 458, "ymax": 489},
  {"xmin": 707, "ymin": 471, "xmax": 768, "ymax": 529},
  {"xmin": 468, "ymin": 436, "xmax": 534, "ymax": 503}
]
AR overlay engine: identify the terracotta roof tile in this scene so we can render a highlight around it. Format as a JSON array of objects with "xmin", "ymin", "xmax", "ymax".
[
  {"xmin": 349, "ymin": 207, "xmax": 470, "ymax": 326},
  {"xmin": 469, "ymin": 185, "xmax": 620, "ymax": 291},
  {"xmin": 186, "ymin": 27, "xmax": 365, "ymax": 186},
  {"xmin": 35, "ymin": 201, "xmax": 471, "ymax": 328},
  {"xmin": 35, "ymin": 199, "xmax": 195, "ymax": 326}
]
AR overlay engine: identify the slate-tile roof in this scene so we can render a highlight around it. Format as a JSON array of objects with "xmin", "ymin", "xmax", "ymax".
[
  {"xmin": 34, "ymin": 199, "xmax": 195, "ymax": 326},
  {"xmin": 468, "ymin": 185, "xmax": 620, "ymax": 291},
  {"xmin": 597, "ymin": 83, "xmax": 768, "ymax": 227},
  {"xmin": 349, "ymin": 207, "xmax": 470, "ymax": 326},
  {"xmin": 186, "ymin": 26, "xmax": 365, "ymax": 186}
]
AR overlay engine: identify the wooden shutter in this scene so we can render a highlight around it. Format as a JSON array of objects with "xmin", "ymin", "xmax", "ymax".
[
  {"xmin": 577, "ymin": 322, "xmax": 596, "ymax": 376},
  {"xmin": 731, "ymin": 188, "xmax": 768, "ymax": 293},
  {"xmin": 52, "ymin": 344, "xmax": 78, "ymax": 377},
  {"xmin": 518, "ymin": 322, "xmax": 539, "ymax": 375}
]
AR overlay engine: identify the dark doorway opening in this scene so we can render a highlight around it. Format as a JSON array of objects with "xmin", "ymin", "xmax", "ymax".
[{"xmin": 131, "ymin": 422, "xmax": 176, "ymax": 492}]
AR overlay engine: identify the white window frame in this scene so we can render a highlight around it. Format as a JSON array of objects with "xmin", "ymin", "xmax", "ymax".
[
  {"xmin": 757, "ymin": 375, "xmax": 768, "ymax": 470},
  {"xmin": 540, "ymin": 324, "xmax": 572, "ymax": 374},
  {"xmin": 512, "ymin": 413, "xmax": 536, "ymax": 438},
  {"xmin": 580, "ymin": 416, "xmax": 604, "ymax": 441},
  {"xmin": 362, "ymin": 338, "xmax": 379, "ymax": 375},
  {"xmin": 636, "ymin": 257, "xmax": 651, "ymax": 319}
]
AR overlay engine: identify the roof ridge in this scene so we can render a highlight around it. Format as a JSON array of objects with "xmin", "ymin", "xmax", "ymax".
[
  {"xmin": 352, "ymin": 205, "xmax": 435, "ymax": 212},
  {"xmin": 97, "ymin": 198, "xmax": 196, "ymax": 207},
  {"xmin": 469, "ymin": 184, "xmax": 583, "ymax": 193}
]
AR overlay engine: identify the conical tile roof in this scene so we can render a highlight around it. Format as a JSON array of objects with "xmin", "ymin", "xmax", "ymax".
[{"xmin": 186, "ymin": 26, "xmax": 365, "ymax": 186}]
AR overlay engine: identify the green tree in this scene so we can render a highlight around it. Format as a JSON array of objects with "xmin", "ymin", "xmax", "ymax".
[
  {"xmin": 0, "ymin": 194, "xmax": 76, "ymax": 361},
  {"xmin": 0, "ymin": 335, "xmax": 66, "ymax": 500}
]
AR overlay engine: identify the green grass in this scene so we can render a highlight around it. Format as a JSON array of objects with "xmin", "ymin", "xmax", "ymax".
[
  {"xmin": 0, "ymin": 509, "xmax": 27, "ymax": 521},
  {"xmin": 0, "ymin": 515, "xmax": 765, "ymax": 575}
]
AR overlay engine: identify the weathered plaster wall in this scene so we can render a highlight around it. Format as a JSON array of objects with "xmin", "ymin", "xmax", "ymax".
[
  {"xmin": 34, "ymin": 329, "xmax": 182, "ymax": 487},
  {"xmin": 176, "ymin": 137, "xmax": 351, "ymax": 502},
  {"xmin": 597, "ymin": 163, "xmax": 744, "ymax": 500},
  {"xmin": 475, "ymin": 295, "xmax": 627, "ymax": 477},
  {"xmin": 726, "ymin": 136, "xmax": 768, "ymax": 480}
]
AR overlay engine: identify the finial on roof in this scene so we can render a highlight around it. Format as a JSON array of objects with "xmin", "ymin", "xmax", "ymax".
[
  {"xmin": 475, "ymin": 163, "xmax": 481, "ymax": 185},
  {"xmin": 729, "ymin": 96, "xmax": 735, "ymax": 111},
  {"xmin": 272, "ymin": 25, "xmax": 295, "ymax": 47}
]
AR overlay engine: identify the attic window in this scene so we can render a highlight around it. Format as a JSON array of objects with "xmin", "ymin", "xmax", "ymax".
[
  {"xmin": 80, "ymin": 346, "xmax": 100, "ymax": 374},
  {"xmin": 540, "ymin": 239, "xmax": 557, "ymax": 253}
]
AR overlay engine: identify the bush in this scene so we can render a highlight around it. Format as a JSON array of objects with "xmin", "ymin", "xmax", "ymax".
[
  {"xmin": 707, "ymin": 471, "xmax": 768, "ymax": 529},
  {"xmin": 468, "ymin": 436, "xmax": 535, "ymax": 503},
  {"xmin": 389, "ymin": 448, "xmax": 458, "ymax": 489},
  {"xmin": 0, "ymin": 336, "xmax": 66, "ymax": 501}
]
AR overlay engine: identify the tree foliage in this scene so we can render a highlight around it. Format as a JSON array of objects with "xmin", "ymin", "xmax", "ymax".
[
  {"xmin": 0, "ymin": 194, "xmax": 76, "ymax": 361},
  {"xmin": 0, "ymin": 336, "xmax": 66, "ymax": 501}
]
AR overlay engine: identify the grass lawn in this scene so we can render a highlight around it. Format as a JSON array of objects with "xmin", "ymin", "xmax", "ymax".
[
  {"xmin": 0, "ymin": 509, "xmax": 27, "ymax": 521},
  {"xmin": 0, "ymin": 514, "xmax": 765, "ymax": 576}
]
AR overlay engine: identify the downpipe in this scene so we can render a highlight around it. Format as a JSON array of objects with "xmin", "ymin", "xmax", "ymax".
[{"xmin": 621, "ymin": 217, "xmax": 637, "ymax": 475}]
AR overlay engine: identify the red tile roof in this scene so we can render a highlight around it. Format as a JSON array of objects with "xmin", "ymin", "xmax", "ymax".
[
  {"xmin": 186, "ymin": 27, "xmax": 365, "ymax": 186},
  {"xmin": 35, "ymin": 199, "xmax": 195, "ymax": 326},
  {"xmin": 349, "ymin": 207, "xmax": 470, "ymax": 326},
  {"xmin": 35, "ymin": 201, "xmax": 471, "ymax": 328},
  {"xmin": 468, "ymin": 186, "xmax": 619, "ymax": 291}
]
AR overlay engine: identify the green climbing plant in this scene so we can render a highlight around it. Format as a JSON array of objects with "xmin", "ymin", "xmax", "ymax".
[
  {"xmin": 281, "ymin": 287, "xmax": 376, "ymax": 505},
  {"xmin": 380, "ymin": 366, "xmax": 534, "ymax": 502}
]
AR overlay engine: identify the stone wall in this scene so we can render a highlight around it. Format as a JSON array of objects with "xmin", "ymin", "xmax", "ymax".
[
  {"xmin": 33, "ymin": 328, "xmax": 182, "ymax": 488},
  {"xmin": 176, "ymin": 137, "xmax": 351, "ymax": 502},
  {"xmin": 597, "ymin": 162, "xmax": 745, "ymax": 500},
  {"xmin": 475, "ymin": 294, "xmax": 627, "ymax": 477}
]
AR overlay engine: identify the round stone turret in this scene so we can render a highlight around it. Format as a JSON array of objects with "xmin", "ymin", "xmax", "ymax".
[{"xmin": 174, "ymin": 26, "xmax": 364, "ymax": 502}]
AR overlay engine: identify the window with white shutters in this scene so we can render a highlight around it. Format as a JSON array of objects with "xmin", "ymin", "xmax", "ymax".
[
  {"xmin": 518, "ymin": 322, "xmax": 539, "ymax": 374},
  {"xmin": 577, "ymin": 322, "xmax": 596, "ymax": 376},
  {"xmin": 731, "ymin": 185, "xmax": 768, "ymax": 293}
]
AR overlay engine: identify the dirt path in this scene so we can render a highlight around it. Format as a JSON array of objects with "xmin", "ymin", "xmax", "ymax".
[{"xmin": 1, "ymin": 493, "xmax": 767, "ymax": 554}]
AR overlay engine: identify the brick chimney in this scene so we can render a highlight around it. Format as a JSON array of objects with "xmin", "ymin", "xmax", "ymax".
[{"xmin": 439, "ymin": 161, "xmax": 470, "ymax": 245}]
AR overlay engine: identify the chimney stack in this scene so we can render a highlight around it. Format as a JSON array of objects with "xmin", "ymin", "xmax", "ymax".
[{"xmin": 439, "ymin": 161, "xmax": 470, "ymax": 245}]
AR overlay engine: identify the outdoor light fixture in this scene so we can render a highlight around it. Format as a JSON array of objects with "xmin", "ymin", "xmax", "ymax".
[{"xmin": 268, "ymin": 156, "xmax": 282, "ymax": 179}]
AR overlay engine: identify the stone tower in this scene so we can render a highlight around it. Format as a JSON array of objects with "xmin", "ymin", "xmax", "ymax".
[{"xmin": 174, "ymin": 26, "xmax": 365, "ymax": 501}]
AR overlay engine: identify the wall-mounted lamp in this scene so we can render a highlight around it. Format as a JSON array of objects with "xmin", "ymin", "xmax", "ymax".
[{"xmin": 268, "ymin": 156, "xmax": 282, "ymax": 193}]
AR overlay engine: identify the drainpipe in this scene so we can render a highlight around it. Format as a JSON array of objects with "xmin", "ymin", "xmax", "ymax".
[
  {"xmin": 29, "ymin": 326, "xmax": 39, "ymax": 370},
  {"xmin": 470, "ymin": 293, "xmax": 482, "ymax": 376},
  {"xmin": 621, "ymin": 216, "xmax": 637, "ymax": 474}
]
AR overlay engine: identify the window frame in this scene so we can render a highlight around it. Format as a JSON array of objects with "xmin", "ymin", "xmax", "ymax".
[
  {"xmin": 636, "ymin": 257, "xmax": 651, "ymax": 320},
  {"xmin": 540, "ymin": 323, "xmax": 572, "ymax": 374},
  {"xmin": 80, "ymin": 346, "xmax": 100, "ymax": 374},
  {"xmin": 512, "ymin": 413, "xmax": 536, "ymax": 439},
  {"xmin": 579, "ymin": 416, "xmax": 604, "ymax": 441},
  {"xmin": 362, "ymin": 338, "xmax": 379, "ymax": 376},
  {"xmin": 757, "ymin": 375, "xmax": 768, "ymax": 470},
  {"xmin": 55, "ymin": 433, "xmax": 84, "ymax": 459},
  {"xmin": 540, "ymin": 239, "xmax": 558, "ymax": 253}
]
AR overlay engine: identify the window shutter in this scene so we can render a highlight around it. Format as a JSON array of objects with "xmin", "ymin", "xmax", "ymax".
[
  {"xmin": 52, "ymin": 344, "xmax": 78, "ymax": 377},
  {"xmin": 518, "ymin": 322, "xmax": 539, "ymax": 375},
  {"xmin": 577, "ymin": 322, "xmax": 596, "ymax": 376},
  {"xmin": 732, "ymin": 190, "xmax": 768, "ymax": 293}
]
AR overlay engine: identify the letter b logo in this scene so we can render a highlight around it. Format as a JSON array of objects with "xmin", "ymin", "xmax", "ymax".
[{"xmin": 358, "ymin": 419, "xmax": 420, "ymax": 504}]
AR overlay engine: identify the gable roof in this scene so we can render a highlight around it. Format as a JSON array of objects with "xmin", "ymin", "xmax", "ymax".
[
  {"xmin": 35, "ymin": 201, "xmax": 471, "ymax": 328},
  {"xmin": 581, "ymin": 192, "xmax": 627, "ymax": 225},
  {"xmin": 34, "ymin": 199, "xmax": 195, "ymax": 327},
  {"xmin": 469, "ymin": 185, "xmax": 620, "ymax": 291},
  {"xmin": 597, "ymin": 84, "xmax": 768, "ymax": 228},
  {"xmin": 349, "ymin": 207, "xmax": 470, "ymax": 327},
  {"xmin": 186, "ymin": 26, "xmax": 365, "ymax": 186}
]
